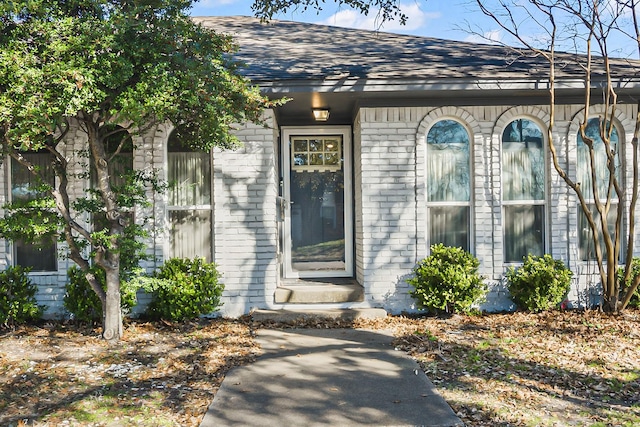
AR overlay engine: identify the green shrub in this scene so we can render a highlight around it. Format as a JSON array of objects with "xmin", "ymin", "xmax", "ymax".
[
  {"xmin": 617, "ymin": 257, "xmax": 640, "ymax": 308},
  {"xmin": 408, "ymin": 244, "xmax": 487, "ymax": 314},
  {"xmin": 506, "ymin": 254, "xmax": 573, "ymax": 312},
  {"xmin": 64, "ymin": 266, "xmax": 138, "ymax": 322},
  {"xmin": 144, "ymin": 258, "xmax": 223, "ymax": 321},
  {"xmin": 0, "ymin": 266, "xmax": 44, "ymax": 327}
]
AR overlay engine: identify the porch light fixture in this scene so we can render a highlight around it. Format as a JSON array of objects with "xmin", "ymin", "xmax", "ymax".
[{"xmin": 312, "ymin": 108, "xmax": 330, "ymax": 121}]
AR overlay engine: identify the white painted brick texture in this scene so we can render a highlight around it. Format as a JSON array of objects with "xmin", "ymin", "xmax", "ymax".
[
  {"xmin": 357, "ymin": 104, "xmax": 640, "ymax": 313},
  {"xmin": 357, "ymin": 108, "xmax": 418, "ymax": 309},
  {"xmin": 213, "ymin": 112, "xmax": 279, "ymax": 317},
  {"xmin": 3, "ymin": 103, "xmax": 639, "ymax": 317}
]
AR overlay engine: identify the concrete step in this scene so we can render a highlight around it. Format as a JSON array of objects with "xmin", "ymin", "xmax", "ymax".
[
  {"xmin": 251, "ymin": 308, "xmax": 387, "ymax": 323},
  {"xmin": 274, "ymin": 278, "xmax": 364, "ymax": 304}
]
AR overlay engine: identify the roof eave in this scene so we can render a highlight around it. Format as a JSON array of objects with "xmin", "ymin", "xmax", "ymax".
[{"xmin": 252, "ymin": 77, "xmax": 640, "ymax": 94}]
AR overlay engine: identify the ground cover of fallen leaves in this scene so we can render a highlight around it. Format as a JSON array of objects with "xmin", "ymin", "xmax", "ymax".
[
  {"xmin": 1, "ymin": 310, "xmax": 638, "ymax": 426},
  {"xmin": 371, "ymin": 310, "xmax": 640, "ymax": 427},
  {"xmin": 0, "ymin": 319, "xmax": 259, "ymax": 426}
]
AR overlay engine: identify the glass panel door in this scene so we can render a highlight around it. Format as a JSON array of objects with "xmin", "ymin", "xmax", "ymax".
[{"xmin": 282, "ymin": 127, "xmax": 352, "ymax": 278}]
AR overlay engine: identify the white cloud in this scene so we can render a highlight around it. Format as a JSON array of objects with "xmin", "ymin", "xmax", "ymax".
[
  {"xmin": 464, "ymin": 29, "xmax": 503, "ymax": 45},
  {"xmin": 320, "ymin": 3, "xmax": 440, "ymax": 33}
]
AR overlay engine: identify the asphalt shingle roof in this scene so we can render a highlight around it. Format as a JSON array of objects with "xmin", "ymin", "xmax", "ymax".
[{"xmin": 195, "ymin": 16, "xmax": 639, "ymax": 85}]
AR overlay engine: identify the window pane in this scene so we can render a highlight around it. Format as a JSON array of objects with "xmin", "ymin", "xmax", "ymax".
[
  {"xmin": 11, "ymin": 154, "xmax": 54, "ymax": 201},
  {"xmin": 427, "ymin": 120, "xmax": 470, "ymax": 202},
  {"xmin": 290, "ymin": 168, "xmax": 346, "ymax": 271},
  {"xmin": 168, "ymin": 152, "xmax": 211, "ymax": 206},
  {"xmin": 167, "ymin": 131, "xmax": 213, "ymax": 262},
  {"xmin": 309, "ymin": 139, "xmax": 322, "ymax": 152},
  {"xmin": 429, "ymin": 206, "xmax": 469, "ymax": 251},
  {"xmin": 15, "ymin": 239, "xmax": 57, "ymax": 272},
  {"xmin": 579, "ymin": 204, "xmax": 618, "ymax": 261},
  {"xmin": 293, "ymin": 139, "xmax": 308, "ymax": 153},
  {"xmin": 325, "ymin": 139, "xmax": 339, "ymax": 152},
  {"xmin": 291, "ymin": 136, "xmax": 342, "ymax": 171},
  {"xmin": 502, "ymin": 119, "xmax": 545, "ymax": 201},
  {"xmin": 11, "ymin": 155, "xmax": 57, "ymax": 271},
  {"xmin": 504, "ymin": 204, "xmax": 545, "ymax": 262},
  {"xmin": 107, "ymin": 153, "xmax": 133, "ymax": 187},
  {"xmin": 577, "ymin": 118, "xmax": 620, "ymax": 198},
  {"xmin": 169, "ymin": 210, "xmax": 212, "ymax": 262}
]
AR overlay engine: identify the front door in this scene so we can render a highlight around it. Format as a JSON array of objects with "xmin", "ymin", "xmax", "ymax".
[{"xmin": 282, "ymin": 126, "xmax": 353, "ymax": 278}]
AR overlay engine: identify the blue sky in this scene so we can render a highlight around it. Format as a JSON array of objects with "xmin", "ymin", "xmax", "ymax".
[
  {"xmin": 188, "ymin": 1, "xmax": 639, "ymax": 59},
  {"xmin": 190, "ymin": 1, "xmax": 492, "ymax": 41}
]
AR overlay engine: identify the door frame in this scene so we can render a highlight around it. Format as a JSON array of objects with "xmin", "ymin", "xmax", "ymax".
[{"xmin": 281, "ymin": 126, "xmax": 353, "ymax": 279}]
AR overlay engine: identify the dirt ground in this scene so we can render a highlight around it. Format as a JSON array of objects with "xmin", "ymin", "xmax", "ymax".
[{"xmin": 1, "ymin": 310, "xmax": 639, "ymax": 426}]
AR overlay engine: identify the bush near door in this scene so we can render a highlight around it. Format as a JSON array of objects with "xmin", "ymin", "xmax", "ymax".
[{"xmin": 144, "ymin": 258, "xmax": 223, "ymax": 321}]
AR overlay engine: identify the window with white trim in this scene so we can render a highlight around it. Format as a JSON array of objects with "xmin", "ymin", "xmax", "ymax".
[
  {"xmin": 577, "ymin": 118, "xmax": 620, "ymax": 261},
  {"xmin": 167, "ymin": 130, "xmax": 212, "ymax": 261},
  {"xmin": 502, "ymin": 118, "xmax": 546, "ymax": 262},
  {"xmin": 426, "ymin": 119, "xmax": 471, "ymax": 251},
  {"xmin": 10, "ymin": 153, "xmax": 57, "ymax": 271}
]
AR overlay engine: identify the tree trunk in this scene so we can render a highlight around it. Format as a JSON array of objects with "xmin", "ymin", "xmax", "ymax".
[
  {"xmin": 88, "ymin": 120, "xmax": 125, "ymax": 341},
  {"xmin": 602, "ymin": 250, "xmax": 619, "ymax": 312},
  {"xmin": 103, "ymin": 265, "xmax": 123, "ymax": 341}
]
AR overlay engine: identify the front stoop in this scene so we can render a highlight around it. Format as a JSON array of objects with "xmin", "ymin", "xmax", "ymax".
[
  {"xmin": 274, "ymin": 278, "xmax": 364, "ymax": 304},
  {"xmin": 251, "ymin": 308, "xmax": 388, "ymax": 323}
]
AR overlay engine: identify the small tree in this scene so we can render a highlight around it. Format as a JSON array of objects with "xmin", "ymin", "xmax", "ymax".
[
  {"xmin": 0, "ymin": 1, "xmax": 280, "ymax": 341},
  {"xmin": 474, "ymin": 0, "xmax": 640, "ymax": 312},
  {"xmin": 64, "ymin": 265, "xmax": 139, "ymax": 323}
]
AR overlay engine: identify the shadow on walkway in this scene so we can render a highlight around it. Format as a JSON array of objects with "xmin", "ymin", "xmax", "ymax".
[{"xmin": 201, "ymin": 328, "xmax": 463, "ymax": 426}]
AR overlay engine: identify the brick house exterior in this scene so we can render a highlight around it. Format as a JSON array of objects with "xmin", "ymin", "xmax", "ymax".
[{"xmin": 5, "ymin": 17, "xmax": 640, "ymax": 317}]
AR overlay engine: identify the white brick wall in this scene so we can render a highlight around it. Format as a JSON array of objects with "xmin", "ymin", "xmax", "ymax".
[
  {"xmin": 212, "ymin": 111, "xmax": 279, "ymax": 317},
  {"xmin": 357, "ymin": 104, "xmax": 640, "ymax": 312},
  {"xmin": 2, "ymin": 103, "xmax": 639, "ymax": 317},
  {"xmin": 0, "ymin": 113, "xmax": 281, "ymax": 318},
  {"xmin": 356, "ymin": 108, "xmax": 420, "ymax": 311}
]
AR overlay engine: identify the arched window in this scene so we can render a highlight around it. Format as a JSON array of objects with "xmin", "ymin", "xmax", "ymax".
[
  {"xmin": 426, "ymin": 119, "xmax": 471, "ymax": 251},
  {"xmin": 502, "ymin": 118, "xmax": 546, "ymax": 262},
  {"xmin": 577, "ymin": 118, "xmax": 620, "ymax": 261},
  {"xmin": 167, "ymin": 130, "xmax": 212, "ymax": 261}
]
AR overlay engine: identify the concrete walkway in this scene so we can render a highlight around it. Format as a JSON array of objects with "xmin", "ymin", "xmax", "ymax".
[{"xmin": 201, "ymin": 328, "xmax": 464, "ymax": 426}]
